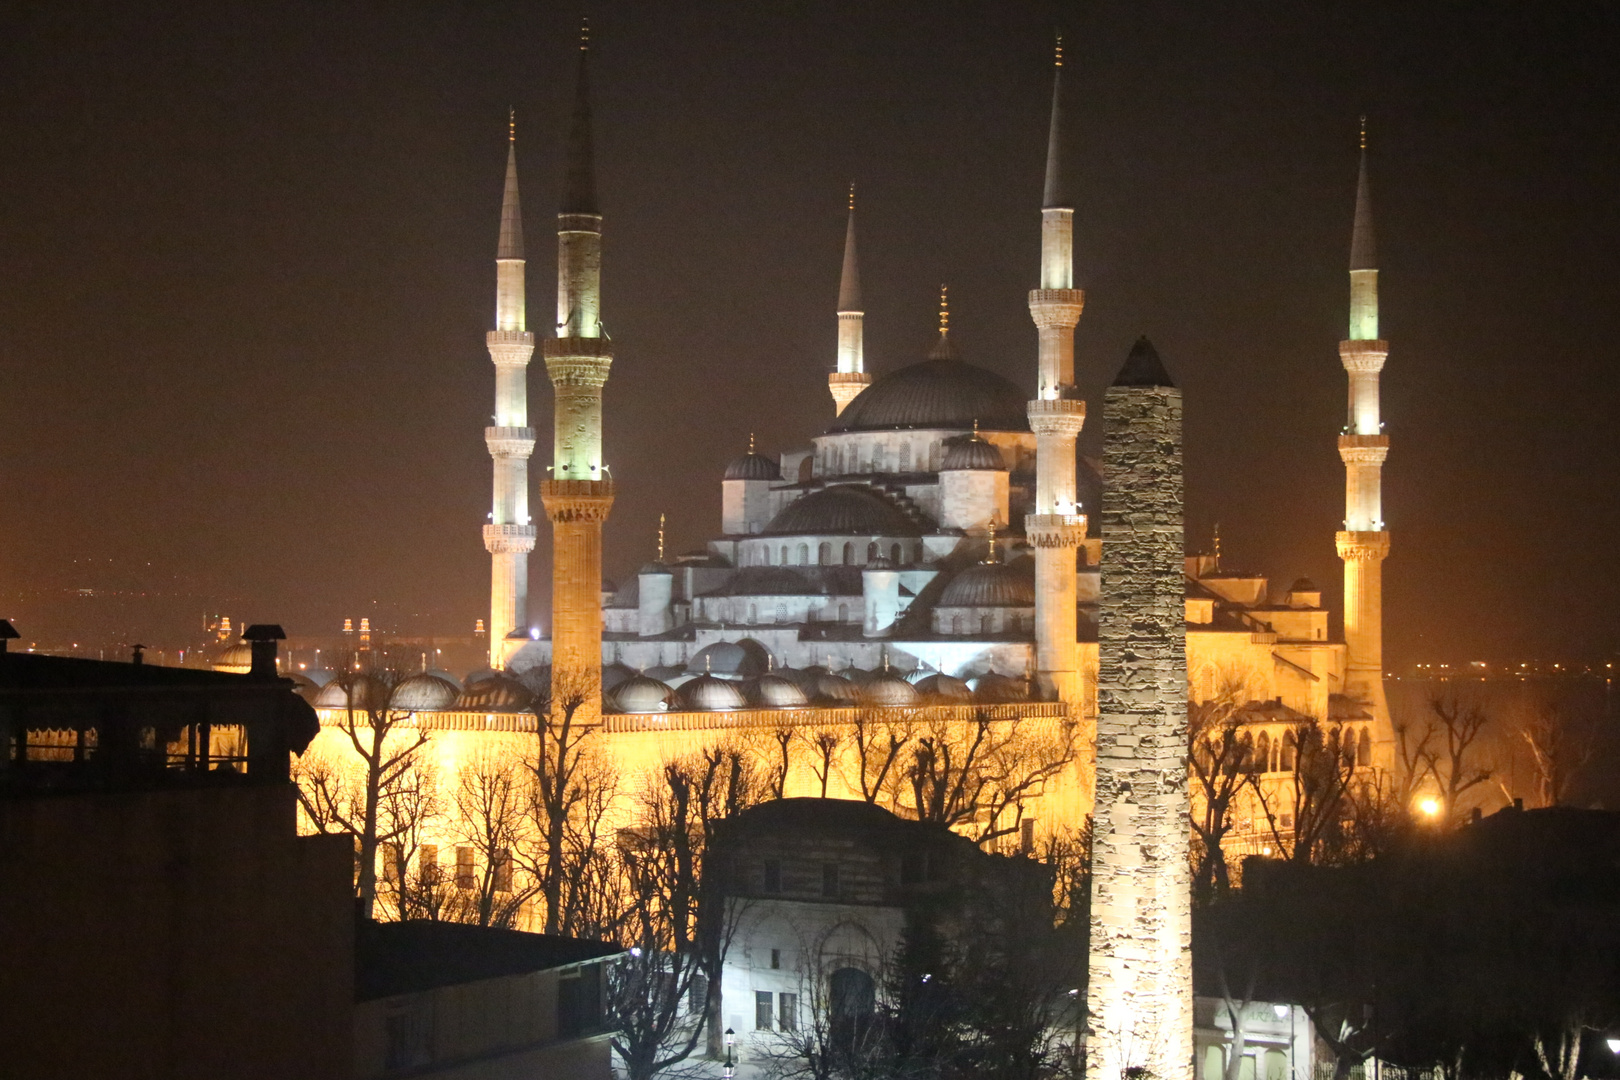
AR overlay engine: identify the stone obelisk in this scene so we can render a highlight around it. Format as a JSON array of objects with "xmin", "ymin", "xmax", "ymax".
[{"xmin": 1088, "ymin": 337, "xmax": 1192, "ymax": 1080}]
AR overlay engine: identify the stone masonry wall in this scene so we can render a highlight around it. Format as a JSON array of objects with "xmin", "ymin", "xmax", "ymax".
[{"xmin": 1089, "ymin": 381, "xmax": 1192, "ymax": 1080}]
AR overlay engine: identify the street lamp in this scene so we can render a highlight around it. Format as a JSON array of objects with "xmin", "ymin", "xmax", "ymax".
[
  {"xmin": 724, "ymin": 1027, "xmax": 735, "ymax": 1079},
  {"xmin": 1418, "ymin": 797, "xmax": 1442, "ymax": 821},
  {"xmin": 1606, "ymin": 1037, "xmax": 1620, "ymax": 1055}
]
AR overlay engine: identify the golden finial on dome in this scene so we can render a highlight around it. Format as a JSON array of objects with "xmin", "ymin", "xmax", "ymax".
[
  {"xmin": 657, "ymin": 512, "xmax": 666, "ymax": 562},
  {"xmin": 580, "ymin": 16, "xmax": 590, "ymax": 52},
  {"xmin": 848, "ymin": 182, "xmax": 855, "ymax": 212},
  {"xmin": 986, "ymin": 516, "xmax": 999, "ymax": 563},
  {"xmin": 1213, "ymin": 521, "xmax": 1222, "ymax": 569},
  {"xmin": 939, "ymin": 284, "xmax": 949, "ymax": 332},
  {"xmin": 508, "ymin": 107, "xmax": 515, "ymax": 143},
  {"xmin": 1359, "ymin": 114, "xmax": 1367, "ymax": 152},
  {"xmin": 748, "ymin": 432, "xmax": 756, "ymax": 454},
  {"xmin": 1055, "ymin": 31, "xmax": 1063, "ymax": 68}
]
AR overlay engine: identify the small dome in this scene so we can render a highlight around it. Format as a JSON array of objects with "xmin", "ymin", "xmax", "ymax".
[
  {"xmin": 211, "ymin": 641, "xmax": 253, "ymax": 674},
  {"xmin": 940, "ymin": 435, "xmax": 1007, "ymax": 472},
  {"xmin": 764, "ymin": 485, "xmax": 921, "ymax": 537},
  {"xmin": 810, "ymin": 672, "xmax": 859, "ymax": 704},
  {"xmin": 686, "ymin": 640, "xmax": 770, "ymax": 678},
  {"xmin": 454, "ymin": 674, "xmax": 534, "ymax": 711},
  {"xmin": 424, "ymin": 669, "xmax": 463, "ymax": 691},
  {"xmin": 463, "ymin": 667, "xmax": 499, "ymax": 687},
  {"xmin": 744, "ymin": 674, "xmax": 809, "ymax": 708},
  {"xmin": 914, "ymin": 673, "xmax": 973, "ymax": 703},
  {"xmin": 724, "ymin": 453, "xmax": 783, "ymax": 481},
  {"xmin": 939, "ymin": 561, "xmax": 1036, "ymax": 607},
  {"xmin": 601, "ymin": 662, "xmax": 636, "ymax": 692},
  {"xmin": 674, "ymin": 674, "xmax": 746, "ymax": 711},
  {"xmin": 304, "ymin": 668, "xmax": 336, "ymax": 688},
  {"xmin": 970, "ymin": 672, "xmax": 1030, "ymax": 703},
  {"xmin": 313, "ymin": 674, "xmax": 391, "ymax": 710},
  {"xmin": 390, "ymin": 673, "xmax": 459, "ymax": 711},
  {"xmin": 860, "ymin": 672, "xmax": 920, "ymax": 707},
  {"xmin": 608, "ymin": 674, "xmax": 673, "ymax": 713}
]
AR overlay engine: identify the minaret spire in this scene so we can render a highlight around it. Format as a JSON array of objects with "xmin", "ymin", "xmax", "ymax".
[
  {"xmin": 828, "ymin": 183, "xmax": 871, "ymax": 415},
  {"xmin": 1336, "ymin": 116, "xmax": 1393, "ymax": 744},
  {"xmin": 484, "ymin": 113, "xmax": 538, "ymax": 666},
  {"xmin": 1026, "ymin": 35, "xmax": 1088, "ymax": 706},
  {"xmin": 542, "ymin": 26, "xmax": 615, "ymax": 716}
]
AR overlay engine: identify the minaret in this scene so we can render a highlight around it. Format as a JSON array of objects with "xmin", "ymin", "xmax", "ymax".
[
  {"xmin": 1090, "ymin": 337, "xmax": 1192, "ymax": 1080},
  {"xmin": 1335, "ymin": 118, "xmax": 1391, "ymax": 729},
  {"xmin": 1025, "ymin": 36, "xmax": 1087, "ymax": 706},
  {"xmin": 483, "ymin": 109, "xmax": 538, "ymax": 668},
  {"xmin": 828, "ymin": 185, "xmax": 870, "ymax": 415},
  {"xmin": 540, "ymin": 22, "xmax": 614, "ymax": 712}
]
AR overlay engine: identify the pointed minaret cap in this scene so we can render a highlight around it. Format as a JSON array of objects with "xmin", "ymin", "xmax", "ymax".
[
  {"xmin": 928, "ymin": 284, "xmax": 959, "ymax": 360},
  {"xmin": 497, "ymin": 112, "xmax": 524, "ymax": 259},
  {"xmin": 561, "ymin": 19, "xmax": 599, "ymax": 216},
  {"xmin": 837, "ymin": 185, "xmax": 862, "ymax": 312},
  {"xmin": 1112, "ymin": 335, "xmax": 1175, "ymax": 388},
  {"xmin": 1349, "ymin": 117, "xmax": 1376, "ymax": 271},
  {"xmin": 1042, "ymin": 32, "xmax": 1069, "ymax": 209}
]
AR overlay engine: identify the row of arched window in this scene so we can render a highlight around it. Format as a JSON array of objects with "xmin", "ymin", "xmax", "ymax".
[
  {"xmin": 821, "ymin": 440, "xmax": 934, "ymax": 476},
  {"xmin": 706, "ymin": 599, "xmax": 854, "ymax": 625},
  {"xmin": 744, "ymin": 540, "xmax": 908, "ymax": 568},
  {"xmin": 1198, "ymin": 725, "xmax": 1374, "ymax": 775}
]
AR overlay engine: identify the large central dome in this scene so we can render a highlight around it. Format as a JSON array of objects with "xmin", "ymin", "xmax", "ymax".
[{"xmin": 828, "ymin": 346, "xmax": 1031, "ymax": 435}]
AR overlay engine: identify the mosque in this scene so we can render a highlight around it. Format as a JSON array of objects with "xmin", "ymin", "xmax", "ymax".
[{"xmin": 300, "ymin": 32, "xmax": 1395, "ymax": 842}]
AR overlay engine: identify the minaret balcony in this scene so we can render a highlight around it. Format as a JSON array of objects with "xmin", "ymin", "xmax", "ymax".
[
  {"xmin": 1338, "ymin": 339, "xmax": 1389, "ymax": 372},
  {"xmin": 1027, "ymin": 289, "xmax": 1085, "ymax": 327},
  {"xmin": 1337, "ymin": 434, "xmax": 1389, "ymax": 465},
  {"xmin": 1026, "ymin": 513, "xmax": 1086, "ymax": 548},
  {"xmin": 483, "ymin": 523, "xmax": 537, "ymax": 554},
  {"xmin": 485, "ymin": 427, "xmax": 536, "ymax": 457},
  {"xmin": 1027, "ymin": 398, "xmax": 1087, "ymax": 437},
  {"xmin": 1335, "ymin": 530, "xmax": 1391, "ymax": 560}
]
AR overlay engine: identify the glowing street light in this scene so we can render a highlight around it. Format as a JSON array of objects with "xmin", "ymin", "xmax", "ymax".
[
  {"xmin": 724, "ymin": 1027, "xmax": 736, "ymax": 1080},
  {"xmin": 1607, "ymin": 1037, "xmax": 1620, "ymax": 1055},
  {"xmin": 1419, "ymin": 797, "xmax": 1442, "ymax": 819}
]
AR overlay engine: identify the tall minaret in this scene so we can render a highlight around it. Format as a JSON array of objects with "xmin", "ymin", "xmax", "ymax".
[
  {"xmin": 828, "ymin": 185, "xmax": 870, "ymax": 415},
  {"xmin": 1335, "ymin": 119, "xmax": 1391, "ymax": 729},
  {"xmin": 483, "ymin": 110, "xmax": 537, "ymax": 668},
  {"xmin": 540, "ymin": 22, "xmax": 614, "ymax": 712},
  {"xmin": 1025, "ymin": 36, "xmax": 1087, "ymax": 706}
]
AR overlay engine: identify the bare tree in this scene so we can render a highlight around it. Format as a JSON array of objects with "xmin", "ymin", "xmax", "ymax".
[
  {"xmin": 846, "ymin": 710, "xmax": 914, "ymax": 806},
  {"xmin": 1422, "ymin": 694, "xmax": 1493, "ymax": 823},
  {"xmin": 294, "ymin": 668, "xmax": 428, "ymax": 919},
  {"xmin": 448, "ymin": 749, "xmax": 529, "ymax": 928},
  {"xmin": 1188, "ymin": 687, "xmax": 1257, "ymax": 902},
  {"xmin": 758, "ymin": 923, "xmax": 890, "ymax": 1080},
  {"xmin": 607, "ymin": 745, "xmax": 763, "ymax": 1080},
  {"xmin": 801, "ymin": 727, "xmax": 842, "ymax": 798},
  {"xmin": 375, "ymin": 756, "xmax": 444, "ymax": 922},
  {"xmin": 1249, "ymin": 718, "xmax": 1358, "ymax": 865},
  {"xmin": 1513, "ymin": 698, "xmax": 1597, "ymax": 808},
  {"xmin": 898, "ymin": 710, "xmax": 1075, "ymax": 846}
]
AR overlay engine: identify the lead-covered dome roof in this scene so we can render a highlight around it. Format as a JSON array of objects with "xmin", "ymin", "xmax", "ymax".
[
  {"xmin": 390, "ymin": 673, "xmax": 459, "ymax": 711},
  {"xmin": 939, "ymin": 560, "xmax": 1036, "ymax": 607},
  {"xmin": 724, "ymin": 453, "xmax": 783, "ymax": 481},
  {"xmin": 827, "ymin": 354, "xmax": 1030, "ymax": 435},
  {"xmin": 940, "ymin": 434, "xmax": 1007, "ymax": 472},
  {"xmin": 764, "ymin": 485, "xmax": 920, "ymax": 537}
]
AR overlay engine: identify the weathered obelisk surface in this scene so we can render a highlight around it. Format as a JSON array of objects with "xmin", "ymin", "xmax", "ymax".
[{"xmin": 1088, "ymin": 337, "xmax": 1192, "ymax": 1080}]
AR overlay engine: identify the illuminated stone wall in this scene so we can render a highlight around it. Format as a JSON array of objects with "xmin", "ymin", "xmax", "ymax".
[{"xmin": 1089, "ymin": 360, "xmax": 1192, "ymax": 1080}]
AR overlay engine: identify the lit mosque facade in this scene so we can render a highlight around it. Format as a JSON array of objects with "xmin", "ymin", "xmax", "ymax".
[{"xmin": 299, "ymin": 34, "xmax": 1395, "ymax": 839}]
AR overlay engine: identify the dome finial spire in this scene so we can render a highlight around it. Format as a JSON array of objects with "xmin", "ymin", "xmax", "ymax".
[
  {"xmin": 508, "ymin": 106, "xmax": 515, "ymax": 144},
  {"xmin": 579, "ymin": 15, "xmax": 590, "ymax": 52},
  {"xmin": 748, "ymin": 431, "xmax": 755, "ymax": 454},
  {"xmin": 1359, "ymin": 113, "xmax": 1367, "ymax": 152},
  {"xmin": 657, "ymin": 512, "xmax": 665, "ymax": 562},
  {"xmin": 848, "ymin": 181, "xmax": 855, "ymax": 212},
  {"xmin": 986, "ymin": 516, "xmax": 999, "ymax": 563},
  {"xmin": 939, "ymin": 284, "xmax": 949, "ymax": 333},
  {"xmin": 1055, "ymin": 29, "xmax": 1063, "ymax": 68},
  {"xmin": 1213, "ymin": 521, "xmax": 1221, "ymax": 569}
]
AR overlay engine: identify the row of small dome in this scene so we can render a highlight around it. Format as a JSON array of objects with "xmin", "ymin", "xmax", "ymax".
[
  {"xmin": 605, "ymin": 664, "xmax": 1031, "ymax": 714},
  {"xmin": 300, "ymin": 667, "xmax": 541, "ymax": 713}
]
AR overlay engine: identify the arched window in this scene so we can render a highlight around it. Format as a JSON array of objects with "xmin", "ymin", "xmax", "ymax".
[
  {"xmin": 867, "ymin": 541, "xmax": 879, "ymax": 562},
  {"xmin": 748, "ymin": 603, "xmax": 757, "ymax": 624},
  {"xmin": 830, "ymin": 968, "xmax": 876, "ymax": 1058},
  {"xmin": 930, "ymin": 443, "xmax": 942, "ymax": 470},
  {"xmin": 981, "ymin": 613, "xmax": 994, "ymax": 635},
  {"xmin": 797, "ymin": 543, "xmax": 809, "ymax": 565},
  {"xmin": 899, "ymin": 443, "xmax": 912, "ymax": 472},
  {"xmin": 890, "ymin": 543, "xmax": 902, "ymax": 563},
  {"xmin": 1238, "ymin": 733, "xmax": 1255, "ymax": 773},
  {"xmin": 838, "ymin": 603, "xmax": 849, "ymax": 623},
  {"xmin": 1357, "ymin": 727, "xmax": 1372, "ymax": 768},
  {"xmin": 819, "ymin": 542, "xmax": 832, "ymax": 565},
  {"xmin": 1256, "ymin": 732, "xmax": 1271, "ymax": 774},
  {"xmin": 1281, "ymin": 730, "xmax": 1296, "ymax": 771},
  {"xmin": 842, "ymin": 542, "xmax": 854, "ymax": 565},
  {"xmin": 780, "ymin": 545, "xmax": 790, "ymax": 566},
  {"xmin": 775, "ymin": 602, "xmax": 788, "ymax": 624},
  {"xmin": 951, "ymin": 614, "xmax": 963, "ymax": 634}
]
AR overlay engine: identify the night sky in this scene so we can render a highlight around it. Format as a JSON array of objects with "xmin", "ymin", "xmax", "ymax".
[{"xmin": 3, "ymin": 1, "xmax": 1617, "ymax": 667}]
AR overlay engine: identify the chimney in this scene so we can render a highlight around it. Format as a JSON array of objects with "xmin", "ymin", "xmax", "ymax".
[
  {"xmin": 131, "ymin": 644, "xmax": 146, "ymax": 666},
  {"xmin": 0, "ymin": 619, "xmax": 17, "ymax": 653},
  {"xmin": 242, "ymin": 624, "xmax": 286, "ymax": 679}
]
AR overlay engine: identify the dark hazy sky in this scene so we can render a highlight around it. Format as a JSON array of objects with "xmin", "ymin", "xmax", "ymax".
[{"xmin": 2, "ymin": 1, "xmax": 1617, "ymax": 665}]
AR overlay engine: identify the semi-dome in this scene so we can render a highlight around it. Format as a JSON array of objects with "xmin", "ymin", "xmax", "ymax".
[
  {"xmin": 608, "ymin": 674, "xmax": 673, "ymax": 713},
  {"xmin": 764, "ymin": 485, "xmax": 920, "ymax": 537},
  {"xmin": 686, "ymin": 639, "xmax": 770, "ymax": 678},
  {"xmin": 914, "ymin": 673, "xmax": 973, "ymax": 703},
  {"xmin": 674, "ymin": 674, "xmax": 746, "ymax": 711},
  {"xmin": 860, "ymin": 672, "xmax": 921, "ymax": 707},
  {"xmin": 454, "ymin": 675, "xmax": 534, "ymax": 712},
  {"xmin": 939, "ymin": 561, "xmax": 1036, "ymax": 607},
  {"xmin": 828, "ymin": 355, "xmax": 1030, "ymax": 435},
  {"xmin": 313, "ymin": 674, "xmax": 390, "ymax": 710},
  {"xmin": 940, "ymin": 434, "xmax": 1007, "ymax": 472},
  {"xmin": 390, "ymin": 673, "xmax": 459, "ymax": 711},
  {"xmin": 744, "ymin": 674, "xmax": 809, "ymax": 708},
  {"xmin": 724, "ymin": 452, "xmax": 783, "ymax": 481}
]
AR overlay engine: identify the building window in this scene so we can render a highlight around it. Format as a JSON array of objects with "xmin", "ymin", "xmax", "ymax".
[
  {"xmin": 819, "ymin": 542, "xmax": 832, "ymax": 565},
  {"xmin": 981, "ymin": 613, "xmax": 993, "ymax": 634},
  {"xmin": 1020, "ymin": 817, "xmax": 1036, "ymax": 854},
  {"xmin": 899, "ymin": 444, "xmax": 911, "ymax": 472},
  {"xmin": 822, "ymin": 862, "xmax": 840, "ymax": 898},
  {"xmin": 781, "ymin": 545, "xmax": 790, "ymax": 565},
  {"xmin": 493, "ymin": 848, "xmax": 512, "ymax": 892},
  {"xmin": 690, "ymin": 973, "xmax": 709, "ymax": 1015},
  {"xmin": 756, "ymin": 990, "xmax": 774, "ymax": 1031},
  {"xmin": 842, "ymin": 541, "xmax": 854, "ymax": 565},
  {"xmin": 867, "ymin": 541, "xmax": 879, "ymax": 562},
  {"xmin": 838, "ymin": 603, "xmax": 849, "ymax": 623},
  {"xmin": 951, "ymin": 614, "xmax": 963, "ymax": 634},
  {"xmin": 420, "ymin": 844, "xmax": 440, "ymax": 885},
  {"xmin": 763, "ymin": 859, "xmax": 781, "ymax": 893},
  {"xmin": 890, "ymin": 542, "xmax": 901, "ymax": 563},
  {"xmin": 797, "ymin": 543, "xmax": 809, "ymax": 565},
  {"xmin": 456, "ymin": 846, "xmax": 475, "ymax": 889},
  {"xmin": 779, "ymin": 992, "xmax": 799, "ymax": 1032},
  {"xmin": 1358, "ymin": 727, "xmax": 1372, "ymax": 767},
  {"xmin": 770, "ymin": 948, "xmax": 782, "ymax": 970},
  {"xmin": 749, "ymin": 603, "xmax": 758, "ymax": 624},
  {"xmin": 382, "ymin": 842, "xmax": 403, "ymax": 883}
]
